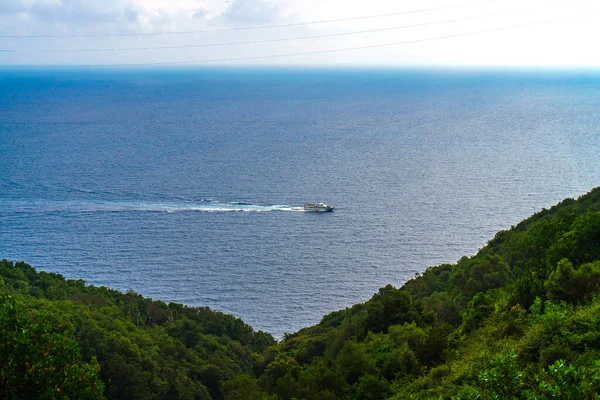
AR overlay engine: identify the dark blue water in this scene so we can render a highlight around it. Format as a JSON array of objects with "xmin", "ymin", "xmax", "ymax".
[{"xmin": 1, "ymin": 68, "xmax": 600, "ymax": 337}]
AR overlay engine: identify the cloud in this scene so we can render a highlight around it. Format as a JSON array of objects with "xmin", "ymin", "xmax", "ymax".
[
  {"xmin": 0, "ymin": 0, "xmax": 598, "ymax": 67},
  {"xmin": 123, "ymin": 6, "xmax": 139, "ymax": 22},
  {"xmin": 0, "ymin": 0, "xmax": 290, "ymax": 34},
  {"xmin": 0, "ymin": 0, "xmax": 25, "ymax": 16},
  {"xmin": 193, "ymin": 7, "xmax": 208, "ymax": 19},
  {"xmin": 214, "ymin": 0, "xmax": 293, "ymax": 26},
  {"xmin": 28, "ymin": 0, "xmax": 141, "ymax": 23}
]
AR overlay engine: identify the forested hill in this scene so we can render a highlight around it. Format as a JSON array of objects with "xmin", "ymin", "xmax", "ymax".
[
  {"xmin": 0, "ymin": 260, "xmax": 275, "ymax": 399},
  {"xmin": 3, "ymin": 187, "xmax": 600, "ymax": 399}
]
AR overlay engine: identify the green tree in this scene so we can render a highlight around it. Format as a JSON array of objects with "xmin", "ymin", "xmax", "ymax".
[
  {"xmin": 353, "ymin": 374, "xmax": 392, "ymax": 400},
  {"xmin": 222, "ymin": 374, "xmax": 266, "ymax": 400},
  {"xmin": 545, "ymin": 259, "xmax": 600, "ymax": 303},
  {"xmin": 0, "ymin": 296, "xmax": 104, "ymax": 400}
]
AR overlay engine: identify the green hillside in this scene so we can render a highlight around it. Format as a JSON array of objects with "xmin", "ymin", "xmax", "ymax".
[
  {"xmin": 0, "ymin": 261, "xmax": 275, "ymax": 400},
  {"xmin": 3, "ymin": 187, "xmax": 600, "ymax": 399}
]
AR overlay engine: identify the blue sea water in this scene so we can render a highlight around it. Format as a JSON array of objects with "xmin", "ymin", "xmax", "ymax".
[{"xmin": 1, "ymin": 67, "xmax": 600, "ymax": 338}]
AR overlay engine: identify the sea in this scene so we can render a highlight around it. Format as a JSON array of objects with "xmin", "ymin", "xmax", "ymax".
[{"xmin": 1, "ymin": 67, "xmax": 599, "ymax": 338}]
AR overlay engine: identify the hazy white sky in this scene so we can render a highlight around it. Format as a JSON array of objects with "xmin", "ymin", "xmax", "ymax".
[{"xmin": 0, "ymin": 0, "xmax": 599, "ymax": 67}]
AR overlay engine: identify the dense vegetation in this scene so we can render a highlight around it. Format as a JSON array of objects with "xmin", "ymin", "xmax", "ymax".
[
  {"xmin": 3, "ymin": 187, "xmax": 600, "ymax": 398},
  {"xmin": 0, "ymin": 261, "xmax": 275, "ymax": 399}
]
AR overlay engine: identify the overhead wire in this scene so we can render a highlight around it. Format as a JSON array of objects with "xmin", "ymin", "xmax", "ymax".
[
  {"xmin": 0, "ymin": 12, "xmax": 592, "ymax": 68},
  {"xmin": 6, "ymin": 1, "xmax": 578, "ymax": 53},
  {"xmin": 0, "ymin": 0, "xmax": 506, "ymax": 38}
]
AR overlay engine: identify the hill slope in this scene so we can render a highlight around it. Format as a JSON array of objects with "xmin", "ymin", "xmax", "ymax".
[
  {"xmin": 258, "ymin": 187, "xmax": 600, "ymax": 399},
  {"xmin": 3, "ymin": 187, "xmax": 600, "ymax": 399},
  {"xmin": 0, "ymin": 260, "xmax": 275, "ymax": 400}
]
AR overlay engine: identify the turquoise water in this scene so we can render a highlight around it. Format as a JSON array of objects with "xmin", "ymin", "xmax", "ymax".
[{"xmin": 1, "ymin": 68, "xmax": 600, "ymax": 337}]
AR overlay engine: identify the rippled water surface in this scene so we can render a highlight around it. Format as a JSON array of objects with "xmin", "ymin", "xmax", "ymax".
[{"xmin": 1, "ymin": 68, "xmax": 600, "ymax": 337}]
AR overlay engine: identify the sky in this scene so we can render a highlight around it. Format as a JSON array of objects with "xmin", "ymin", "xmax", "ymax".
[{"xmin": 0, "ymin": 0, "xmax": 599, "ymax": 67}]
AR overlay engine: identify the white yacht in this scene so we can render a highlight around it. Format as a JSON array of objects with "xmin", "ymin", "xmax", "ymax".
[{"xmin": 303, "ymin": 203, "xmax": 335, "ymax": 212}]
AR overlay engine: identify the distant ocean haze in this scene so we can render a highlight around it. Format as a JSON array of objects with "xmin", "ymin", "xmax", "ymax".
[{"xmin": 1, "ymin": 68, "xmax": 599, "ymax": 338}]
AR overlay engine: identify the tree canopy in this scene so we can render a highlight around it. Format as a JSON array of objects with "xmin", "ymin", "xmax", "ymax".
[{"xmin": 4, "ymin": 187, "xmax": 600, "ymax": 398}]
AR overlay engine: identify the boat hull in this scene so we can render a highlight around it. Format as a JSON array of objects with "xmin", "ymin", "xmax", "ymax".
[{"xmin": 303, "ymin": 203, "xmax": 335, "ymax": 212}]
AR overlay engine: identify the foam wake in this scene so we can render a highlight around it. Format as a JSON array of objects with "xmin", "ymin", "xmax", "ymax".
[{"xmin": 0, "ymin": 199, "xmax": 306, "ymax": 214}]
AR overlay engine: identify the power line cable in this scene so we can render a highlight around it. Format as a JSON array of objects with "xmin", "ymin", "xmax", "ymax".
[
  {"xmin": 6, "ymin": 2, "xmax": 575, "ymax": 53},
  {"xmin": 0, "ymin": 0, "xmax": 501, "ymax": 38},
  {"xmin": 0, "ymin": 12, "xmax": 590, "ymax": 68}
]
